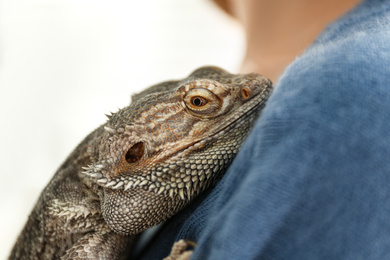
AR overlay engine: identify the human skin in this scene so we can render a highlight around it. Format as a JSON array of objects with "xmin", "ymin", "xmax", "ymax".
[{"xmin": 226, "ymin": 0, "xmax": 361, "ymax": 81}]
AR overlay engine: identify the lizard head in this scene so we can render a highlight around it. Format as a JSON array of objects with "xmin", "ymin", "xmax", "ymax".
[{"xmin": 83, "ymin": 66, "xmax": 273, "ymax": 235}]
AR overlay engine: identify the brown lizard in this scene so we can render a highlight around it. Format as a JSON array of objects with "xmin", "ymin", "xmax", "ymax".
[{"xmin": 9, "ymin": 66, "xmax": 272, "ymax": 260}]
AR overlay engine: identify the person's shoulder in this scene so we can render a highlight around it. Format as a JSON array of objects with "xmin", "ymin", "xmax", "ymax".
[
  {"xmin": 275, "ymin": 10, "xmax": 390, "ymax": 108},
  {"xmin": 263, "ymin": 5, "xmax": 390, "ymax": 140},
  {"xmin": 279, "ymin": 0, "xmax": 390, "ymax": 92}
]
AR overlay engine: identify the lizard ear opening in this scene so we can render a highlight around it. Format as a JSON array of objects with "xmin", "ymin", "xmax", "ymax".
[{"xmin": 125, "ymin": 142, "xmax": 144, "ymax": 163}]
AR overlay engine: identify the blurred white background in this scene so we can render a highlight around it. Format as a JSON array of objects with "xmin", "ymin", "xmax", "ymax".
[{"xmin": 0, "ymin": 0, "xmax": 244, "ymax": 257}]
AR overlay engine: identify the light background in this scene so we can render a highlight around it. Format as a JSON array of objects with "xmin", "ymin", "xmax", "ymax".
[{"xmin": 0, "ymin": 0, "xmax": 244, "ymax": 257}]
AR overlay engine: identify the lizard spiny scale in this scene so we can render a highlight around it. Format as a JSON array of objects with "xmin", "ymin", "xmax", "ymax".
[{"xmin": 9, "ymin": 66, "xmax": 272, "ymax": 260}]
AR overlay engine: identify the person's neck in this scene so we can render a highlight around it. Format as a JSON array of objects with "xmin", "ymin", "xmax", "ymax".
[{"xmin": 233, "ymin": 0, "xmax": 361, "ymax": 81}]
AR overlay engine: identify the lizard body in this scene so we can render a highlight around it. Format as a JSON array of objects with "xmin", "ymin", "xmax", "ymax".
[{"xmin": 9, "ymin": 66, "xmax": 272, "ymax": 259}]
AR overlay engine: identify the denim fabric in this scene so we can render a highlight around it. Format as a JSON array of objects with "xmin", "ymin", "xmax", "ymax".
[{"xmin": 138, "ymin": 0, "xmax": 390, "ymax": 259}]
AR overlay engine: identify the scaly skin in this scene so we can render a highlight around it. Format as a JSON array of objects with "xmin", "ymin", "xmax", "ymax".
[{"xmin": 9, "ymin": 66, "xmax": 273, "ymax": 259}]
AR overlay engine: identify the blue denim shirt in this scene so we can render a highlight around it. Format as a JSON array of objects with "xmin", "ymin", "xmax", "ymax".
[{"xmin": 138, "ymin": 1, "xmax": 390, "ymax": 259}]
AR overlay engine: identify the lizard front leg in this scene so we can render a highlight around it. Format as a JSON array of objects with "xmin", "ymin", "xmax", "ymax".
[
  {"xmin": 45, "ymin": 194, "xmax": 135, "ymax": 260},
  {"xmin": 61, "ymin": 231, "xmax": 134, "ymax": 260}
]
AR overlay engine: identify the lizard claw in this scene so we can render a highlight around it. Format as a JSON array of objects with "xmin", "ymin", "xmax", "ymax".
[{"xmin": 163, "ymin": 239, "xmax": 197, "ymax": 260}]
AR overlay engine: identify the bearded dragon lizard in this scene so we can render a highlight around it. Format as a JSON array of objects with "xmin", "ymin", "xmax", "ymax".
[{"xmin": 9, "ymin": 66, "xmax": 272, "ymax": 259}]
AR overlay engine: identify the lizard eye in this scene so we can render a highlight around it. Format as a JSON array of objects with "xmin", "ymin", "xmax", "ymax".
[
  {"xmin": 184, "ymin": 88, "xmax": 221, "ymax": 116},
  {"xmin": 125, "ymin": 142, "xmax": 144, "ymax": 163},
  {"xmin": 191, "ymin": 96, "xmax": 208, "ymax": 107}
]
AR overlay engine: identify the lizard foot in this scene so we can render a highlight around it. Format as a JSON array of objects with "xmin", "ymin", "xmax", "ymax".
[{"xmin": 163, "ymin": 239, "xmax": 197, "ymax": 260}]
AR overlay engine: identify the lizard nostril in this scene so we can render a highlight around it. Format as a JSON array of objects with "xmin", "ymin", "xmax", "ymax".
[
  {"xmin": 125, "ymin": 142, "xmax": 144, "ymax": 163},
  {"xmin": 241, "ymin": 87, "xmax": 251, "ymax": 99}
]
